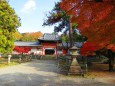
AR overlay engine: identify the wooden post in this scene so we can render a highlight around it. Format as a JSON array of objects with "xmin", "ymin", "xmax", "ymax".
[
  {"xmin": 56, "ymin": 47, "xmax": 58, "ymax": 59},
  {"xmin": 42, "ymin": 47, "xmax": 44, "ymax": 59}
]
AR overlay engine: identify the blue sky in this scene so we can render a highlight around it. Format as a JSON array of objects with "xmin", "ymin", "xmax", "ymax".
[{"xmin": 9, "ymin": 0, "xmax": 59, "ymax": 33}]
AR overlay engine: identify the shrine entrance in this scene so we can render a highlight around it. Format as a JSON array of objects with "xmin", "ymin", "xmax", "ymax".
[
  {"xmin": 38, "ymin": 33, "xmax": 61, "ymax": 56},
  {"xmin": 45, "ymin": 48, "xmax": 55, "ymax": 55}
]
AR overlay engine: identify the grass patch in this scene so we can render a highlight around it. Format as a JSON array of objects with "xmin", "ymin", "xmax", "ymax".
[
  {"xmin": 0, "ymin": 57, "xmax": 31, "ymax": 68},
  {"xmin": 0, "ymin": 57, "xmax": 19, "ymax": 68},
  {"xmin": 0, "ymin": 54, "xmax": 33, "ymax": 68},
  {"xmin": 0, "ymin": 62, "xmax": 19, "ymax": 68}
]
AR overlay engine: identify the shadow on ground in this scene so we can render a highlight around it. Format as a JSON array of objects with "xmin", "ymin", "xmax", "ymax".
[
  {"xmin": 0, "ymin": 60, "xmax": 115, "ymax": 86},
  {"xmin": 0, "ymin": 73, "xmax": 114, "ymax": 86}
]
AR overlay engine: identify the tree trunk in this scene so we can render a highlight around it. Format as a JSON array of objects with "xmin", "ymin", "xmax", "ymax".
[
  {"xmin": 66, "ymin": 42, "xmax": 69, "ymax": 54},
  {"xmin": 108, "ymin": 56, "xmax": 114, "ymax": 71},
  {"xmin": 108, "ymin": 50, "xmax": 114, "ymax": 72},
  {"xmin": 69, "ymin": 16, "xmax": 74, "ymax": 48}
]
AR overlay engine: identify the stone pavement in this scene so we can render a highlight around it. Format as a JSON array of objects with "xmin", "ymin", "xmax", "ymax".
[{"xmin": 0, "ymin": 60, "xmax": 114, "ymax": 86}]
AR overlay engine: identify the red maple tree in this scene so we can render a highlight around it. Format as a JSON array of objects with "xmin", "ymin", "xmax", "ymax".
[
  {"xmin": 60, "ymin": 0, "xmax": 115, "ymax": 71},
  {"xmin": 60, "ymin": 0, "xmax": 115, "ymax": 51},
  {"xmin": 81, "ymin": 42, "xmax": 98, "ymax": 56},
  {"xmin": 13, "ymin": 46, "xmax": 31, "ymax": 54}
]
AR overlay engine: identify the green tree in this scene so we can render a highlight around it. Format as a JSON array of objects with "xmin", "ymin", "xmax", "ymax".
[
  {"xmin": 43, "ymin": 2, "xmax": 70, "ymax": 33},
  {"xmin": 0, "ymin": 0, "xmax": 21, "ymax": 53},
  {"xmin": 73, "ymin": 29, "xmax": 87, "ymax": 42},
  {"xmin": 61, "ymin": 34, "xmax": 69, "ymax": 49},
  {"xmin": 43, "ymin": 2, "xmax": 75, "ymax": 47},
  {"xmin": 43, "ymin": 2, "xmax": 86, "ymax": 47}
]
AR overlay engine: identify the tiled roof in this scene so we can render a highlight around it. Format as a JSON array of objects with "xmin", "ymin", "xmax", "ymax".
[
  {"xmin": 14, "ymin": 41, "xmax": 41, "ymax": 46},
  {"xmin": 59, "ymin": 42, "xmax": 83, "ymax": 48},
  {"xmin": 39, "ymin": 33, "xmax": 60, "ymax": 41}
]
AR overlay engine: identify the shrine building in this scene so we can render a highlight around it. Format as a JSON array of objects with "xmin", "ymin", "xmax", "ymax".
[
  {"xmin": 14, "ymin": 33, "xmax": 82, "ymax": 56},
  {"xmin": 14, "ymin": 33, "xmax": 61, "ymax": 55}
]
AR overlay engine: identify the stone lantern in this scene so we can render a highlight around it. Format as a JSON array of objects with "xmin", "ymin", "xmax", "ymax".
[
  {"xmin": 68, "ymin": 46, "xmax": 82, "ymax": 75},
  {"xmin": 69, "ymin": 46, "xmax": 80, "ymax": 56},
  {"xmin": 8, "ymin": 54, "xmax": 12, "ymax": 64}
]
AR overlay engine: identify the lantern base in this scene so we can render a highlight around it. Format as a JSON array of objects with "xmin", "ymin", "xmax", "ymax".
[{"xmin": 68, "ymin": 56, "xmax": 83, "ymax": 75}]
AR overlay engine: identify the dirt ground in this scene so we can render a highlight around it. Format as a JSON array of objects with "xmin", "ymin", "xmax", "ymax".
[
  {"xmin": 0, "ymin": 60, "xmax": 115, "ymax": 86},
  {"xmin": 85, "ymin": 62, "xmax": 115, "ymax": 84}
]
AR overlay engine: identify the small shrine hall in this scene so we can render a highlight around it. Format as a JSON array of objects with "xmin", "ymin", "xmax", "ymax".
[{"xmin": 14, "ymin": 33, "xmax": 61, "ymax": 55}]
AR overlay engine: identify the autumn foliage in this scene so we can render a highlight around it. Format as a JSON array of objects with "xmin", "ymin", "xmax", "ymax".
[
  {"xmin": 60, "ymin": 0, "xmax": 115, "ymax": 54},
  {"xmin": 21, "ymin": 32, "xmax": 43, "ymax": 41},
  {"xmin": 81, "ymin": 42, "xmax": 99, "ymax": 56},
  {"xmin": 13, "ymin": 31, "xmax": 43, "ymax": 41},
  {"xmin": 13, "ymin": 46, "xmax": 31, "ymax": 54}
]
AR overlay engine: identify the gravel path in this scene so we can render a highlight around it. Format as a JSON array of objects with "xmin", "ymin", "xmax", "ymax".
[{"xmin": 0, "ymin": 60, "xmax": 114, "ymax": 86}]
